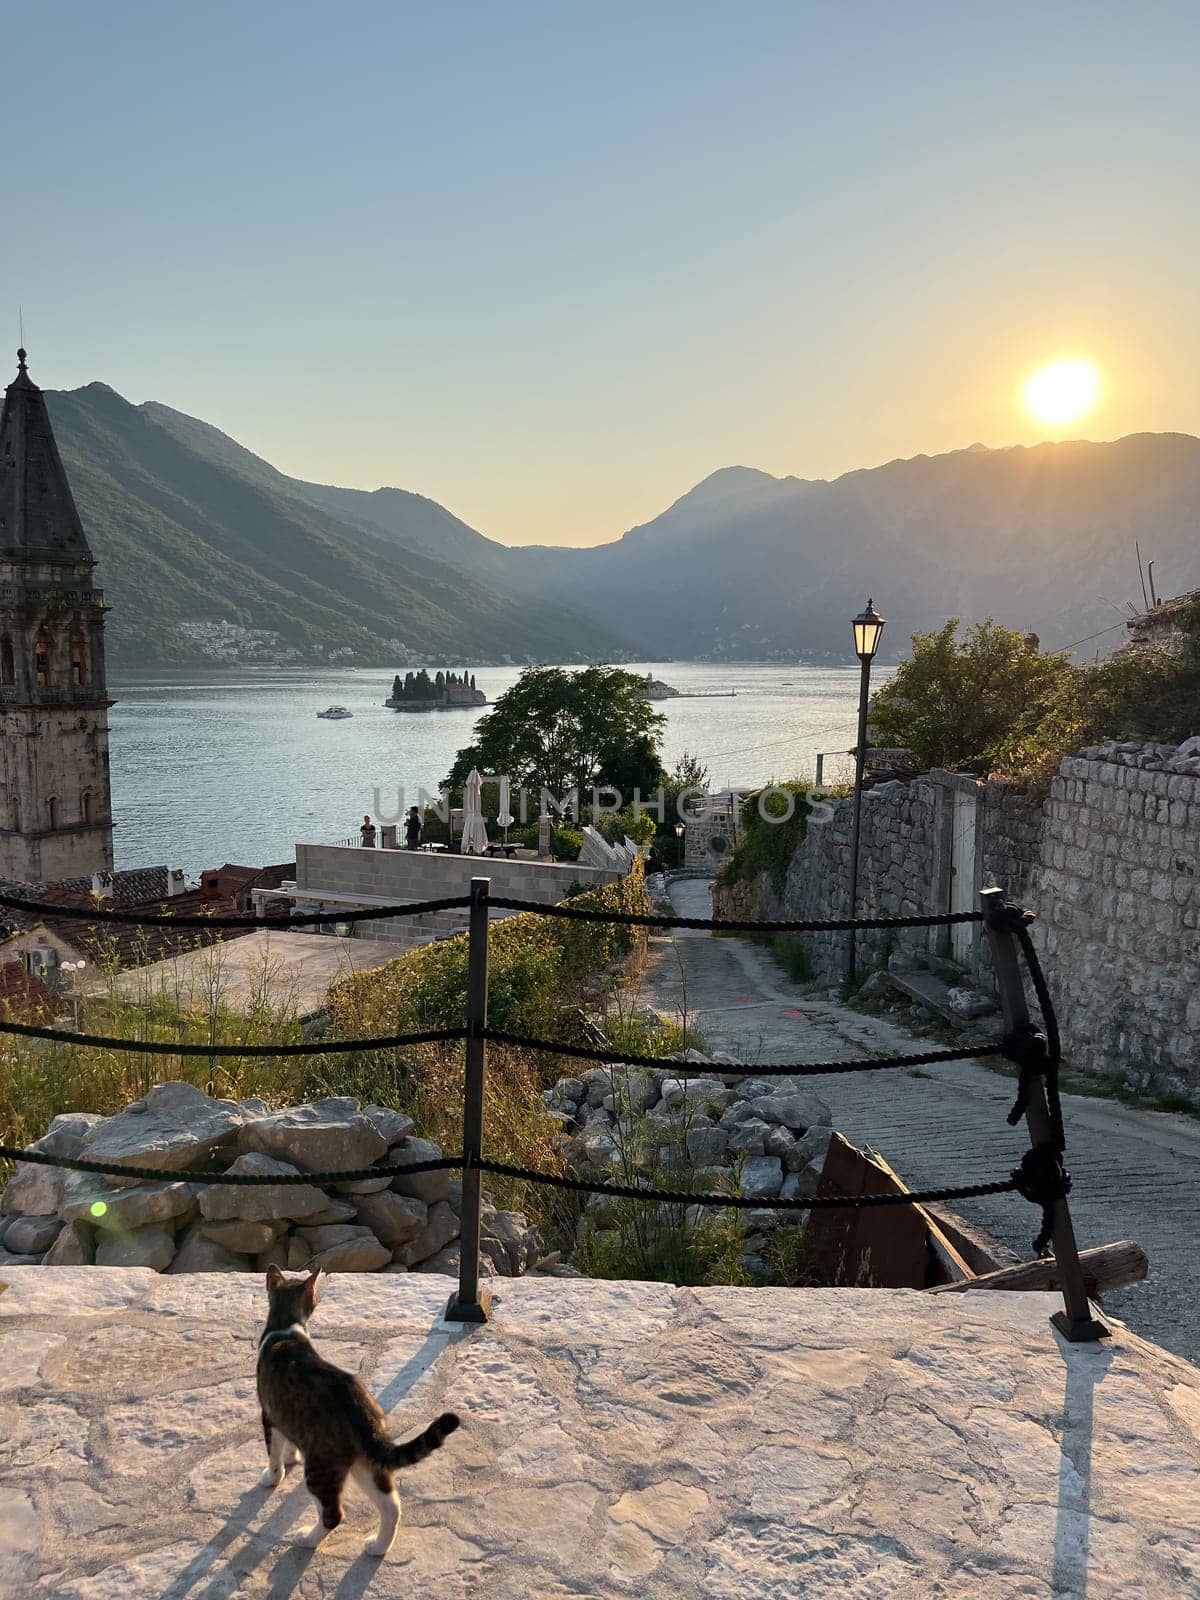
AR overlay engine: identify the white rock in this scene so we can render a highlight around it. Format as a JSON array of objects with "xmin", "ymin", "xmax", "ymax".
[
  {"xmin": 95, "ymin": 1225, "xmax": 177, "ymax": 1272},
  {"xmin": 394, "ymin": 1199, "xmax": 461, "ymax": 1267},
  {"xmin": 786, "ymin": 1124, "xmax": 835, "ymax": 1172},
  {"xmin": 387, "ymin": 1137, "xmax": 451, "ymax": 1204},
  {"xmin": 727, "ymin": 1119, "xmax": 772, "ymax": 1156},
  {"xmin": 291, "ymin": 1224, "xmax": 390, "ymax": 1273},
  {"xmin": 0, "ymin": 1161, "xmax": 64, "ymax": 1218},
  {"xmin": 352, "ymin": 1190, "xmax": 428, "ymax": 1247},
  {"xmin": 62, "ymin": 1173, "xmax": 199, "ymax": 1232},
  {"xmin": 739, "ymin": 1156, "xmax": 784, "ymax": 1200},
  {"xmin": 168, "ymin": 1222, "xmax": 251, "ymax": 1273},
  {"xmin": 43, "ymin": 1220, "xmax": 94, "ymax": 1266},
  {"xmin": 236, "ymin": 1097, "xmax": 388, "ymax": 1172},
  {"xmin": 28, "ymin": 1112, "xmax": 105, "ymax": 1159},
  {"xmin": 3, "ymin": 1216, "xmax": 62, "ymax": 1255},
  {"xmin": 79, "ymin": 1082, "xmax": 250, "ymax": 1173},
  {"xmin": 196, "ymin": 1153, "xmax": 328, "ymax": 1223},
  {"xmin": 198, "ymin": 1219, "xmax": 284, "ymax": 1254},
  {"xmin": 361, "ymin": 1105, "xmax": 416, "ymax": 1146},
  {"xmin": 749, "ymin": 1091, "xmax": 832, "ymax": 1132},
  {"xmin": 686, "ymin": 1125, "xmax": 730, "ymax": 1165}
]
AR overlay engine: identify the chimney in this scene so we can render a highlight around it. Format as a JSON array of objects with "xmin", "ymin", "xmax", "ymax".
[
  {"xmin": 166, "ymin": 868, "xmax": 188, "ymax": 898},
  {"xmin": 91, "ymin": 871, "xmax": 114, "ymax": 900}
]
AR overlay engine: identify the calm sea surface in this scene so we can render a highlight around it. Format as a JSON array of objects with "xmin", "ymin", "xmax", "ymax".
[{"xmin": 107, "ymin": 662, "xmax": 888, "ymax": 875}]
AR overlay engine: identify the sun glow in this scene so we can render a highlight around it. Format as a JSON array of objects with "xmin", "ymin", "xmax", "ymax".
[{"xmin": 1023, "ymin": 359, "xmax": 1101, "ymax": 427}]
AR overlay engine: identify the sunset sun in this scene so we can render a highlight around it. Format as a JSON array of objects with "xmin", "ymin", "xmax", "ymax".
[{"xmin": 1023, "ymin": 358, "xmax": 1101, "ymax": 427}]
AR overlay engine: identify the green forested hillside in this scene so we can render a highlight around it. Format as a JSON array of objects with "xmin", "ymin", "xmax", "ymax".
[{"xmin": 46, "ymin": 384, "xmax": 633, "ymax": 667}]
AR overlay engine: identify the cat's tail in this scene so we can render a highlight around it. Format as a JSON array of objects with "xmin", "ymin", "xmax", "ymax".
[{"xmin": 381, "ymin": 1411, "xmax": 460, "ymax": 1469}]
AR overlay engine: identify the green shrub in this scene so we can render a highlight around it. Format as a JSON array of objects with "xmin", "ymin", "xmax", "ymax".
[{"xmin": 717, "ymin": 782, "xmax": 811, "ymax": 893}]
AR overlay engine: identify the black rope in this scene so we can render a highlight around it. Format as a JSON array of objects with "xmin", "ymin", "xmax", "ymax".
[
  {"xmin": 0, "ymin": 887, "xmax": 987, "ymax": 936},
  {"xmin": 1011, "ymin": 1145, "xmax": 1072, "ymax": 1256},
  {"xmin": 465, "ymin": 1154, "xmax": 1021, "ymax": 1211},
  {"xmin": 489, "ymin": 895, "xmax": 986, "ymax": 933},
  {"xmin": 0, "ymin": 1141, "xmax": 1024, "ymax": 1216},
  {"xmin": 483, "ymin": 1026, "xmax": 1004, "ymax": 1077},
  {"xmin": 0, "ymin": 1144, "xmax": 459, "ymax": 1187},
  {"xmin": 0, "ymin": 1017, "xmax": 466, "ymax": 1058},
  {"xmin": 0, "ymin": 889, "xmax": 473, "ymax": 931}
]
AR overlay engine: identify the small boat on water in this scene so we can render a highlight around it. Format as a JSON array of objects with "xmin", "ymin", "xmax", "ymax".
[{"xmin": 316, "ymin": 705, "xmax": 353, "ymax": 720}]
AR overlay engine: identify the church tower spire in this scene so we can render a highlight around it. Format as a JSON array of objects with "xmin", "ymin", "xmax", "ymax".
[{"xmin": 0, "ymin": 348, "xmax": 115, "ymax": 882}]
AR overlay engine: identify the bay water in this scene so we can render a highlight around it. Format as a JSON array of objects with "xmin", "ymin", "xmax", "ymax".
[{"xmin": 108, "ymin": 662, "xmax": 884, "ymax": 875}]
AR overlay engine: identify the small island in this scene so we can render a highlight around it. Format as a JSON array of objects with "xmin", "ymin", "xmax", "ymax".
[{"xmin": 385, "ymin": 669, "xmax": 487, "ymax": 712}]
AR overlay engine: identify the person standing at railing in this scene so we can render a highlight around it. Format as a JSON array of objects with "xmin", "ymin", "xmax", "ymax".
[
  {"xmin": 405, "ymin": 806, "xmax": 423, "ymax": 850},
  {"xmin": 360, "ymin": 814, "xmax": 377, "ymax": 847}
]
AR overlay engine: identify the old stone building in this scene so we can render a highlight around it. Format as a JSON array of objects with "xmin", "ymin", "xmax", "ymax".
[{"xmin": 0, "ymin": 349, "xmax": 114, "ymax": 881}]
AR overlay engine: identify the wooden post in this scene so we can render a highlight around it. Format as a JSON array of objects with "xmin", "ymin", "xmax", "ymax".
[
  {"xmin": 444, "ymin": 877, "xmax": 492, "ymax": 1323},
  {"xmin": 980, "ymin": 886, "xmax": 1109, "ymax": 1342}
]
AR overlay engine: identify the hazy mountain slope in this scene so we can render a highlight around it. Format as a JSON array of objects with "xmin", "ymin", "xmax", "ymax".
[
  {"xmin": 513, "ymin": 435, "xmax": 1200, "ymax": 657},
  {"xmin": 141, "ymin": 401, "xmax": 514, "ymax": 583},
  {"xmin": 47, "ymin": 385, "xmax": 634, "ymax": 666}
]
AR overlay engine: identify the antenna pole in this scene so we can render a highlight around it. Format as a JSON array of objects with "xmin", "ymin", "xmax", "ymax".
[{"xmin": 1134, "ymin": 540, "xmax": 1149, "ymax": 610}]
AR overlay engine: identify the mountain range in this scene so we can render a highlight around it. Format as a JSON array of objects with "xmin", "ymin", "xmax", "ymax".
[{"xmin": 43, "ymin": 379, "xmax": 1200, "ymax": 667}]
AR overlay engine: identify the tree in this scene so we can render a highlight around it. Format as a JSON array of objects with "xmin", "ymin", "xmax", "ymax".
[
  {"xmin": 868, "ymin": 619, "xmax": 1072, "ymax": 774},
  {"xmin": 445, "ymin": 666, "xmax": 666, "ymax": 802}
]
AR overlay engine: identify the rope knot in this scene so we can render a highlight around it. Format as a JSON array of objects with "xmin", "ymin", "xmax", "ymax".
[
  {"xmin": 987, "ymin": 901, "xmax": 1033, "ymax": 936},
  {"xmin": 1012, "ymin": 1144, "xmax": 1071, "ymax": 1256}
]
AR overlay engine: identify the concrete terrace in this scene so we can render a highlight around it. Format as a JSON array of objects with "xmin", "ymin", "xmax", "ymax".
[
  {"xmin": 83, "ymin": 932, "xmax": 403, "ymax": 1019},
  {"xmin": 1, "ymin": 1269, "xmax": 1198, "ymax": 1598}
]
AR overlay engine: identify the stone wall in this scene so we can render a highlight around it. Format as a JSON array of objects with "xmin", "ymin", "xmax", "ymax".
[
  {"xmin": 1032, "ymin": 743, "xmax": 1200, "ymax": 1092},
  {"xmin": 289, "ymin": 843, "xmax": 622, "ymax": 942},
  {"xmin": 714, "ymin": 740, "xmax": 1200, "ymax": 1094}
]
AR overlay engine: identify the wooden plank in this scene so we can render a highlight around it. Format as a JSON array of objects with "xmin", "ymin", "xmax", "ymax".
[
  {"xmin": 926, "ymin": 1240, "xmax": 1148, "ymax": 1296},
  {"xmin": 804, "ymin": 1133, "xmax": 974, "ymax": 1288},
  {"xmin": 864, "ymin": 1147, "xmax": 974, "ymax": 1283}
]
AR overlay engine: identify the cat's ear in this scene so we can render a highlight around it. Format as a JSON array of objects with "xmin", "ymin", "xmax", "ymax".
[
  {"xmin": 266, "ymin": 1264, "xmax": 285, "ymax": 1292},
  {"xmin": 302, "ymin": 1269, "xmax": 324, "ymax": 1311}
]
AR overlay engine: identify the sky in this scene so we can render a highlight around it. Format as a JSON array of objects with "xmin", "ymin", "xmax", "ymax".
[{"xmin": 5, "ymin": 1, "xmax": 1200, "ymax": 546}]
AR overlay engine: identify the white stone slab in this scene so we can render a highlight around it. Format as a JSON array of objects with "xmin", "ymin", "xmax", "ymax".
[{"xmin": 0, "ymin": 1270, "xmax": 1197, "ymax": 1599}]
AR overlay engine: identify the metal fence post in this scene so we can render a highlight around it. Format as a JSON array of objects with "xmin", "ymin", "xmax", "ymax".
[
  {"xmin": 980, "ymin": 887, "xmax": 1108, "ymax": 1342},
  {"xmin": 444, "ymin": 876, "xmax": 492, "ymax": 1324}
]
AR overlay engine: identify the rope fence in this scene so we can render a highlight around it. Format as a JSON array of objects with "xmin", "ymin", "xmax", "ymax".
[{"xmin": 0, "ymin": 878, "xmax": 1107, "ymax": 1344}]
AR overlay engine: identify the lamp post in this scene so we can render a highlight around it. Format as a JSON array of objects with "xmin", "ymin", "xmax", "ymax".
[
  {"xmin": 846, "ymin": 598, "xmax": 886, "ymax": 983},
  {"xmin": 675, "ymin": 821, "xmax": 686, "ymax": 868}
]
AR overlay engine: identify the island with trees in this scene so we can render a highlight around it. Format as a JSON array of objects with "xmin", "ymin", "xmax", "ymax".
[{"xmin": 385, "ymin": 669, "xmax": 487, "ymax": 712}]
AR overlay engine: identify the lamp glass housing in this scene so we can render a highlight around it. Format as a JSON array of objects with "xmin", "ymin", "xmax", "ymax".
[{"xmin": 852, "ymin": 599, "xmax": 886, "ymax": 662}]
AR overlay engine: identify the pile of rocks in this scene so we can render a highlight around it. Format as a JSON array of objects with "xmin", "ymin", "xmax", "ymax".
[
  {"xmin": 1076, "ymin": 735, "xmax": 1200, "ymax": 777},
  {"xmin": 543, "ymin": 1050, "xmax": 835, "ymax": 1224},
  {"xmin": 0, "ymin": 1082, "xmax": 540, "ymax": 1278}
]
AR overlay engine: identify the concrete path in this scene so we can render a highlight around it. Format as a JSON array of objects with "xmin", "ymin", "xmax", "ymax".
[
  {"xmin": 3, "ymin": 1267, "xmax": 1199, "ymax": 1598},
  {"xmin": 642, "ymin": 878, "xmax": 1200, "ymax": 1366}
]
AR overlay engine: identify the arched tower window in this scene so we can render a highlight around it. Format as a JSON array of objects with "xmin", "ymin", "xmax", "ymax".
[
  {"xmin": 0, "ymin": 634, "xmax": 13, "ymax": 685},
  {"xmin": 35, "ymin": 630, "xmax": 54, "ymax": 688},
  {"xmin": 70, "ymin": 632, "xmax": 90, "ymax": 687},
  {"xmin": 81, "ymin": 791, "xmax": 93, "ymax": 826},
  {"xmin": 46, "ymin": 795, "xmax": 58, "ymax": 830}
]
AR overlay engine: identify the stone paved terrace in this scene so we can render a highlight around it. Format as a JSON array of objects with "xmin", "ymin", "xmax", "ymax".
[{"xmin": 2, "ymin": 1269, "xmax": 1199, "ymax": 1599}]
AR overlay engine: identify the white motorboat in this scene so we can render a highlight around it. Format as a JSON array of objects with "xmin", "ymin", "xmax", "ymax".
[{"xmin": 316, "ymin": 705, "xmax": 353, "ymax": 720}]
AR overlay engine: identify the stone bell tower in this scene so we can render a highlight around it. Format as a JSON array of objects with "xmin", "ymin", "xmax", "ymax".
[{"xmin": 0, "ymin": 348, "xmax": 114, "ymax": 882}]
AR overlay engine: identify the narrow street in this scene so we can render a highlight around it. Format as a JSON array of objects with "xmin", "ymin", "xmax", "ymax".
[{"xmin": 642, "ymin": 876, "xmax": 1200, "ymax": 1365}]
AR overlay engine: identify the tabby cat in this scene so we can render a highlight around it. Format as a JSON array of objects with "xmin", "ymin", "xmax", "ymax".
[{"xmin": 256, "ymin": 1265, "xmax": 460, "ymax": 1556}]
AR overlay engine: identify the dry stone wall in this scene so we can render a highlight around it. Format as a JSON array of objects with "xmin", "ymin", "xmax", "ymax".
[
  {"xmin": 713, "ymin": 739, "xmax": 1200, "ymax": 1095},
  {"xmin": 0, "ymin": 1082, "xmax": 543, "ymax": 1276}
]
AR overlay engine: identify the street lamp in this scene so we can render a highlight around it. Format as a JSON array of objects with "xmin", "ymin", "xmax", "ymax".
[
  {"xmin": 846, "ymin": 598, "xmax": 886, "ymax": 982},
  {"xmin": 675, "ymin": 821, "xmax": 686, "ymax": 868}
]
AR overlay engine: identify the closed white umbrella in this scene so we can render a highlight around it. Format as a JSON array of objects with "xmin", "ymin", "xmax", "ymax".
[
  {"xmin": 460, "ymin": 767, "xmax": 489, "ymax": 855},
  {"xmin": 496, "ymin": 776, "xmax": 515, "ymax": 844}
]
